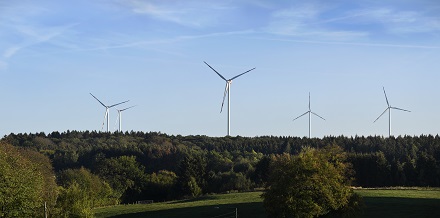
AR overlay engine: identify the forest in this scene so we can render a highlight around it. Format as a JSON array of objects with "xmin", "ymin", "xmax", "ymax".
[{"xmin": 1, "ymin": 131, "xmax": 440, "ymax": 216}]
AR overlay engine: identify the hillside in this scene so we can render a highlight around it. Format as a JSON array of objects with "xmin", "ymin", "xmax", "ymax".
[{"xmin": 2, "ymin": 131, "xmax": 440, "ymax": 204}]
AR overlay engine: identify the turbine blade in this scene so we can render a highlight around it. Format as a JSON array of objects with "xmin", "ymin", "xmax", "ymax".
[
  {"xmin": 109, "ymin": 100, "xmax": 129, "ymax": 108},
  {"xmin": 230, "ymin": 67, "xmax": 256, "ymax": 80},
  {"xmin": 374, "ymin": 108, "xmax": 389, "ymax": 123},
  {"xmin": 101, "ymin": 110, "xmax": 108, "ymax": 130},
  {"xmin": 293, "ymin": 111, "xmax": 309, "ymax": 121},
  {"xmin": 120, "ymin": 105, "xmax": 136, "ymax": 111},
  {"xmin": 204, "ymin": 61, "xmax": 227, "ymax": 81},
  {"xmin": 90, "ymin": 93, "xmax": 106, "ymax": 107},
  {"xmin": 308, "ymin": 92, "xmax": 311, "ymax": 111},
  {"xmin": 114, "ymin": 111, "xmax": 120, "ymax": 131},
  {"xmin": 220, "ymin": 82, "xmax": 229, "ymax": 113},
  {"xmin": 311, "ymin": 111, "xmax": 326, "ymax": 121},
  {"xmin": 391, "ymin": 107, "xmax": 411, "ymax": 112},
  {"xmin": 383, "ymin": 87, "xmax": 390, "ymax": 107}
]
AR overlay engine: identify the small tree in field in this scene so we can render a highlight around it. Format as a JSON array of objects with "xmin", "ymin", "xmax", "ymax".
[{"xmin": 262, "ymin": 145, "xmax": 356, "ymax": 218}]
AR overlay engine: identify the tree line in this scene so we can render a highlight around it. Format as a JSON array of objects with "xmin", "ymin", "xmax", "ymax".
[{"xmin": 1, "ymin": 131, "xmax": 439, "ymax": 216}]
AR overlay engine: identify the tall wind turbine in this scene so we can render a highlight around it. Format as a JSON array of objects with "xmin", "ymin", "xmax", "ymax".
[
  {"xmin": 374, "ymin": 87, "xmax": 411, "ymax": 137},
  {"xmin": 115, "ymin": 106, "xmax": 136, "ymax": 132},
  {"xmin": 204, "ymin": 61, "xmax": 255, "ymax": 136},
  {"xmin": 293, "ymin": 92, "xmax": 325, "ymax": 138},
  {"xmin": 90, "ymin": 93, "xmax": 129, "ymax": 132}
]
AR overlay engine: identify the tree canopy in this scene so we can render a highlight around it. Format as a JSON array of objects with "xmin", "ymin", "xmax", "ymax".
[
  {"xmin": 262, "ymin": 145, "xmax": 354, "ymax": 218},
  {"xmin": 1, "ymin": 131, "xmax": 439, "ymax": 215}
]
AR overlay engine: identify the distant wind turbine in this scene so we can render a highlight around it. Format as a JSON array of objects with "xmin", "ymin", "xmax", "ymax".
[
  {"xmin": 204, "ymin": 61, "xmax": 255, "ymax": 136},
  {"xmin": 90, "ymin": 93, "xmax": 129, "ymax": 132},
  {"xmin": 293, "ymin": 92, "xmax": 325, "ymax": 138},
  {"xmin": 115, "ymin": 106, "xmax": 136, "ymax": 132},
  {"xmin": 374, "ymin": 87, "xmax": 411, "ymax": 137}
]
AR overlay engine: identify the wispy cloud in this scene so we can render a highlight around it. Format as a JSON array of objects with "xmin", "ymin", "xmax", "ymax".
[
  {"xmin": 57, "ymin": 29, "xmax": 254, "ymax": 54},
  {"xmin": 254, "ymin": 37, "xmax": 440, "ymax": 49},
  {"xmin": 348, "ymin": 7, "xmax": 440, "ymax": 34},
  {"xmin": 264, "ymin": 3, "xmax": 368, "ymax": 41},
  {"xmin": 0, "ymin": 1, "xmax": 79, "ymax": 68},
  {"xmin": 117, "ymin": 0, "xmax": 235, "ymax": 27},
  {"xmin": 264, "ymin": 2, "xmax": 440, "ymax": 41},
  {"xmin": 1, "ymin": 23, "xmax": 78, "ymax": 59}
]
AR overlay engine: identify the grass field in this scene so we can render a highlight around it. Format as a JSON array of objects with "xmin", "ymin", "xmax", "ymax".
[
  {"xmin": 94, "ymin": 189, "xmax": 440, "ymax": 218},
  {"xmin": 356, "ymin": 188, "xmax": 440, "ymax": 218},
  {"xmin": 94, "ymin": 192, "xmax": 265, "ymax": 218}
]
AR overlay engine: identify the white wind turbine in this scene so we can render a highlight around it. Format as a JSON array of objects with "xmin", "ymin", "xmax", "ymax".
[
  {"xmin": 115, "ymin": 106, "xmax": 136, "ymax": 132},
  {"xmin": 293, "ymin": 92, "xmax": 325, "ymax": 138},
  {"xmin": 204, "ymin": 61, "xmax": 256, "ymax": 136},
  {"xmin": 90, "ymin": 93, "xmax": 129, "ymax": 132},
  {"xmin": 374, "ymin": 87, "xmax": 411, "ymax": 137}
]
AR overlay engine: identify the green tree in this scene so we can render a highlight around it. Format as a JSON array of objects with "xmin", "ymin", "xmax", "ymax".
[
  {"xmin": 176, "ymin": 152, "xmax": 207, "ymax": 198},
  {"xmin": 262, "ymin": 145, "xmax": 355, "ymax": 218},
  {"xmin": 57, "ymin": 167, "xmax": 118, "ymax": 208},
  {"xmin": 56, "ymin": 181, "xmax": 94, "ymax": 218},
  {"xmin": 18, "ymin": 148, "xmax": 59, "ymax": 216},
  {"xmin": 0, "ymin": 143, "xmax": 45, "ymax": 217},
  {"xmin": 144, "ymin": 170, "xmax": 177, "ymax": 200},
  {"xmin": 95, "ymin": 156, "xmax": 146, "ymax": 203}
]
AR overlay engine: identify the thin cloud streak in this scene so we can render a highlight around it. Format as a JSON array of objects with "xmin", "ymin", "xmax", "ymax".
[
  {"xmin": 345, "ymin": 7, "xmax": 440, "ymax": 34},
  {"xmin": 2, "ymin": 23, "xmax": 79, "ymax": 59},
  {"xmin": 12, "ymin": 29, "xmax": 255, "ymax": 59},
  {"xmin": 253, "ymin": 37, "xmax": 440, "ymax": 49},
  {"xmin": 118, "ymin": 0, "xmax": 235, "ymax": 27},
  {"xmin": 264, "ymin": 3, "xmax": 440, "ymax": 41},
  {"xmin": 264, "ymin": 3, "xmax": 370, "ymax": 41}
]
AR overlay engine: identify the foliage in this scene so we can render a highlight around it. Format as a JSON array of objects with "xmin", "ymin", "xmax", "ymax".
[
  {"xmin": 17, "ymin": 148, "xmax": 59, "ymax": 216},
  {"xmin": 2, "ymin": 131, "xmax": 440, "ymax": 205},
  {"xmin": 176, "ymin": 152, "xmax": 207, "ymax": 198},
  {"xmin": 143, "ymin": 170, "xmax": 177, "ymax": 201},
  {"xmin": 262, "ymin": 145, "xmax": 353, "ymax": 218},
  {"xmin": 55, "ymin": 167, "xmax": 118, "ymax": 217},
  {"xmin": 94, "ymin": 156, "xmax": 146, "ymax": 203},
  {"xmin": 55, "ymin": 181, "xmax": 94, "ymax": 218},
  {"xmin": 0, "ymin": 143, "xmax": 46, "ymax": 218},
  {"xmin": 58, "ymin": 167, "xmax": 118, "ymax": 207}
]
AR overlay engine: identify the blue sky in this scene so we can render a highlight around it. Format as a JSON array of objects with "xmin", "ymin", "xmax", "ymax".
[{"xmin": 1, "ymin": 0, "xmax": 440, "ymax": 137}]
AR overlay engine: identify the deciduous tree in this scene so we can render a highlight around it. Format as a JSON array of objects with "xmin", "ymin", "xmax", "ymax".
[{"xmin": 262, "ymin": 145, "xmax": 355, "ymax": 218}]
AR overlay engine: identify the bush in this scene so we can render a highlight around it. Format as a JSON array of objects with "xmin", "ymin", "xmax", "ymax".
[{"xmin": 262, "ymin": 145, "xmax": 360, "ymax": 218}]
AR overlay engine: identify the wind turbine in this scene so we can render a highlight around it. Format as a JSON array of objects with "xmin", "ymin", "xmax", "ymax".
[
  {"xmin": 204, "ymin": 61, "xmax": 255, "ymax": 136},
  {"xmin": 90, "ymin": 93, "xmax": 129, "ymax": 132},
  {"xmin": 374, "ymin": 87, "xmax": 411, "ymax": 137},
  {"xmin": 115, "ymin": 105, "xmax": 136, "ymax": 132},
  {"xmin": 292, "ymin": 92, "xmax": 325, "ymax": 138}
]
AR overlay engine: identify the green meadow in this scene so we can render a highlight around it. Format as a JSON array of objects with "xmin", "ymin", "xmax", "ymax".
[{"xmin": 94, "ymin": 189, "xmax": 440, "ymax": 218}]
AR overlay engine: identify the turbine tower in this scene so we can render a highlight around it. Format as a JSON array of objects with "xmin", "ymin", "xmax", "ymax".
[
  {"xmin": 115, "ymin": 106, "xmax": 136, "ymax": 132},
  {"xmin": 374, "ymin": 87, "xmax": 411, "ymax": 137},
  {"xmin": 204, "ymin": 61, "xmax": 255, "ymax": 136},
  {"xmin": 90, "ymin": 93, "xmax": 129, "ymax": 132},
  {"xmin": 292, "ymin": 92, "xmax": 325, "ymax": 138}
]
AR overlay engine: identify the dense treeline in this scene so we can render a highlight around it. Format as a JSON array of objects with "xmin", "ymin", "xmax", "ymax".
[{"xmin": 2, "ymin": 131, "xmax": 440, "ymax": 205}]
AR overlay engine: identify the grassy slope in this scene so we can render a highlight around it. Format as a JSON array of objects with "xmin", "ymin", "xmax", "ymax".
[
  {"xmin": 356, "ymin": 189, "xmax": 440, "ymax": 218},
  {"xmin": 94, "ymin": 189, "xmax": 440, "ymax": 218},
  {"xmin": 94, "ymin": 192, "xmax": 265, "ymax": 218}
]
